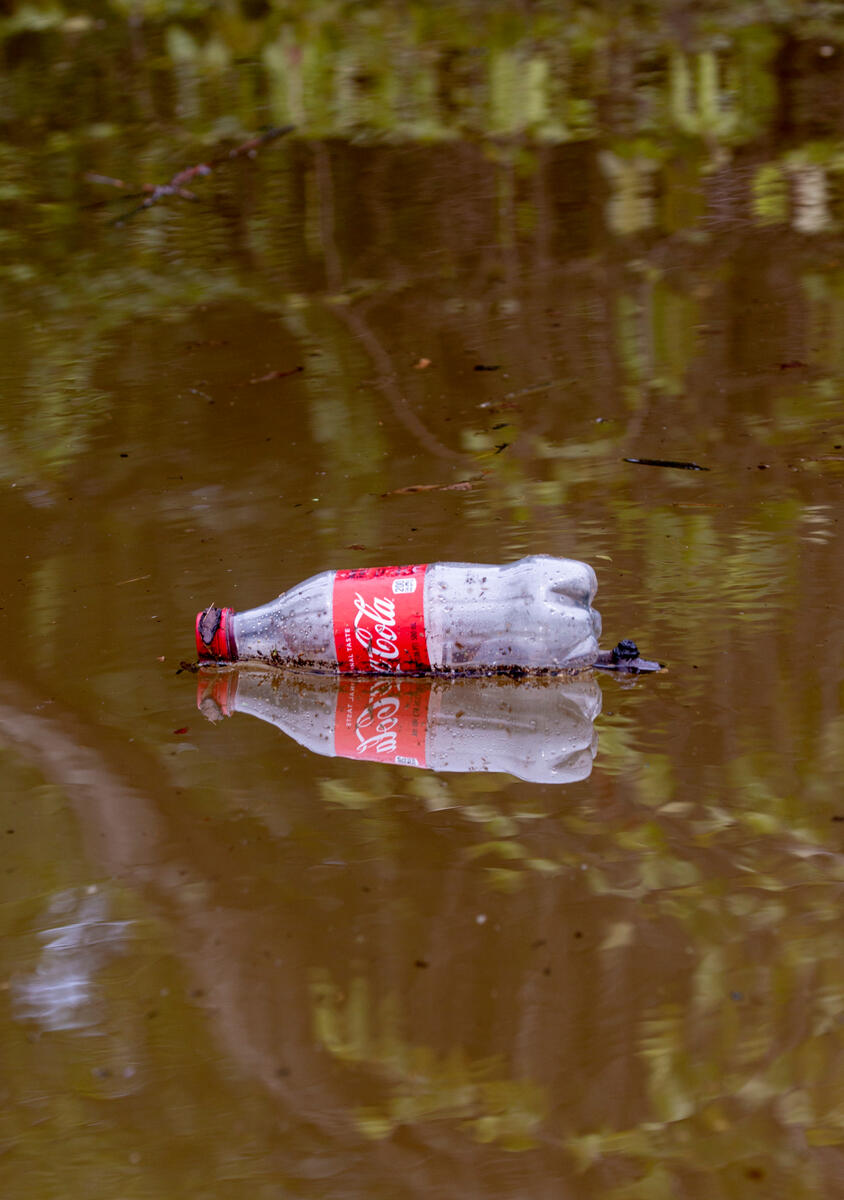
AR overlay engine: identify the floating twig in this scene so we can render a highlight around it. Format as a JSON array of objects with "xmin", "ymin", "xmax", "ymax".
[
  {"xmin": 623, "ymin": 457, "xmax": 709, "ymax": 471},
  {"xmin": 380, "ymin": 475, "xmax": 485, "ymax": 497},
  {"xmin": 87, "ymin": 125, "xmax": 295, "ymax": 226},
  {"xmin": 249, "ymin": 366, "xmax": 304, "ymax": 384}
]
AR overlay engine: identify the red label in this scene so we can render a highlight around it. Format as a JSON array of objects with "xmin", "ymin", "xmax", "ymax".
[
  {"xmin": 333, "ymin": 564, "xmax": 430, "ymax": 673},
  {"xmin": 334, "ymin": 676, "xmax": 430, "ymax": 766}
]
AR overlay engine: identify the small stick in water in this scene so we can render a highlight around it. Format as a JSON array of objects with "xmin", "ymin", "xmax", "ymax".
[{"xmin": 623, "ymin": 457, "xmax": 709, "ymax": 471}]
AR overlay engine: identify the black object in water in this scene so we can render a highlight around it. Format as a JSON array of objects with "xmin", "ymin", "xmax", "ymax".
[{"xmin": 594, "ymin": 640, "xmax": 662, "ymax": 674}]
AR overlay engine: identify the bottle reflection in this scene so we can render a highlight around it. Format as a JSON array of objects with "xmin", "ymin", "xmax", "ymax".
[
  {"xmin": 197, "ymin": 668, "xmax": 601, "ymax": 784},
  {"xmin": 12, "ymin": 886, "xmax": 132, "ymax": 1033}
]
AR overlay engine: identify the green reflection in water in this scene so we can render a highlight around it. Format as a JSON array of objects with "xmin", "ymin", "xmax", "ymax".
[{"xmin": 311, "ymin": 969, "xmax": 546, "ymax": 1150}]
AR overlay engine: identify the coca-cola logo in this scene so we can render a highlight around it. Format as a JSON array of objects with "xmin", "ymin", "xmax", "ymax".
[
  {"xmin": 334, "ymin": 672, "xmax": 430, "ymax": 766},
  {"xmin": 353, "ymin": 591, "xmax": 400, "ymax": 672},
  {"xmin": 332, "ymin": 564, "xmax": 430, "ymax": 675},
  {"xmin": 353, "ymin": 678, "xmax": 401, "ymax": 756}
]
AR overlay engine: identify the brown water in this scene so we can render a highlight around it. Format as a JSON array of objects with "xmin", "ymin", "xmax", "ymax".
[{"xmin": 2, "ymin": 7, "xmax": 844, "ymax": 1196}]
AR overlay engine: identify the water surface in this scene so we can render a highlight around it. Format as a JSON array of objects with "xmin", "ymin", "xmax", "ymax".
[{"xmin": 1, "ymin": 6, "xmax": 844, "ymax": 1196}]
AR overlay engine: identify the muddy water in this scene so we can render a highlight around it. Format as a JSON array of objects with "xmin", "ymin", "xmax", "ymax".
[{"xmin": 2, "ymin": 11, "xmax": 844, "ymax": 1197}]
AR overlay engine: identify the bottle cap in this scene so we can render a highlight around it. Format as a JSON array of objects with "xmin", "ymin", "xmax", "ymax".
[{"xmin": 195, "ymin": 605, "xmax": 238, "ymax": 660}]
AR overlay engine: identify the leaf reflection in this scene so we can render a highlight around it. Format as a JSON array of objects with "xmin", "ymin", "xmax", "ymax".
[{"xmin": 310, "ymin": 968, "xmax": 547, "ymax": 1150}]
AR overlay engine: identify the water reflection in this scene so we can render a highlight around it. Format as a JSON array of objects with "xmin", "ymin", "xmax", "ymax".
[
  {"xmin": 197, "ymin": 667, "xmax": 601, "ymax": 784},
  {"xmin": 12, "ymin": 886, "xmax": 132, "ymax": 1033}
]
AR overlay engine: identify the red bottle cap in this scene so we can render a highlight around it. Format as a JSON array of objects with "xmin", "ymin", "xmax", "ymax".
[{"xmin": 195, "ymin": 606, "xmax": 237, "ymax": 661}]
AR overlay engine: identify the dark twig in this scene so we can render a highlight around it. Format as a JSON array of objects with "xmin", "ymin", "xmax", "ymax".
[
  {"xmin": 623, "ymin": 457, "xmax": 709, "ymax": 471},
  {"xmin": 86, "ymin": 125, "xmax": 295, "ymax": 226}
]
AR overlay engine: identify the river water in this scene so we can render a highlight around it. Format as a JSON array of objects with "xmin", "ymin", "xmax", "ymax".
[{"xmin": 1, "ymin": 6, "xmax": 844, "ymax": 1196}]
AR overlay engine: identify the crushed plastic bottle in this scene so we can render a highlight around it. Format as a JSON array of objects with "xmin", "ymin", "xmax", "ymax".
[
  {"xmin": 195, "ymin": 555, "xmax": 601, "ymax": 675},
  {"xmin": 197, "ymin": 668, "xmax": 601, "ymax": 784}
]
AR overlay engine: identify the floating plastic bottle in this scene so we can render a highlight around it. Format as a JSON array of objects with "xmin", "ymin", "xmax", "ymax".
[
  {"xmin": 197, "ymin": 669, "xmax": 601, "ymax": 784},
  {"xmin": 195, "ymin": 555, "xmax": 601, "ymax": 675}
]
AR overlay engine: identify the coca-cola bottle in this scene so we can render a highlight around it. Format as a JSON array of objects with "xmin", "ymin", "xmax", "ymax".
[
  {"xmin": 197, "ymin": 669, "xmax": 601, "ymax": 784},
  {"xmin": 195, "ymin": 555, "xmax": 601, "ymax": 675}
]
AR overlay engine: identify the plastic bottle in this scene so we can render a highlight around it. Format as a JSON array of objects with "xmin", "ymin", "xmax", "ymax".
[
  {"xmin": 195, "ymin": 555, "xmax": 601, "ymax": 675},
  {"xmin": 197, "ymin": 668, "xmax": 601, "ymax": 784}
]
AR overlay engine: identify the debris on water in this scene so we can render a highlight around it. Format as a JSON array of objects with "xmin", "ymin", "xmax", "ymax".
[
  {"xmin": 612, "ymin": 640, "xmax": 641, "ymax": 662},
  {"xmin": 623, "ymin": 457, "xmax": 709, "ymax": 471},
  {"xmin": 474, "ymin": 364, "xmax": 500, "ymax": 371},
  {"xmin": 593, "ymin": 640, "xmax": 663, "ymax": 673},
  {"xmin": 249, "ymin": 366, "xmax": 304, "ymax": 383},
  {"xmin": 413, "ymin": 358, "xmax": 431, "ymax": 370},
  {"xmin": 503, "ymin": 379, "xmax": 561, "ymax": 399},
  {"xmin": 184, "ymin": 338, "xmax": 229, "ymax": 351},
  {"xmin": 478, "ymin": 399, "xmax": 522, "ymax": 411},
  {"xmin": 380, "ymin": 476, "xmax": 484, "ymax": 496},
  {"xmin": 90, "ymin": 125, "xmax": 295, "ymax": 225}
]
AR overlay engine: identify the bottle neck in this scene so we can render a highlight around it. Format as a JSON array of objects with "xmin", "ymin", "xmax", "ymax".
[{"xmin": 226, "ymin": 606, "xmax": 280, "ymax": 663}]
